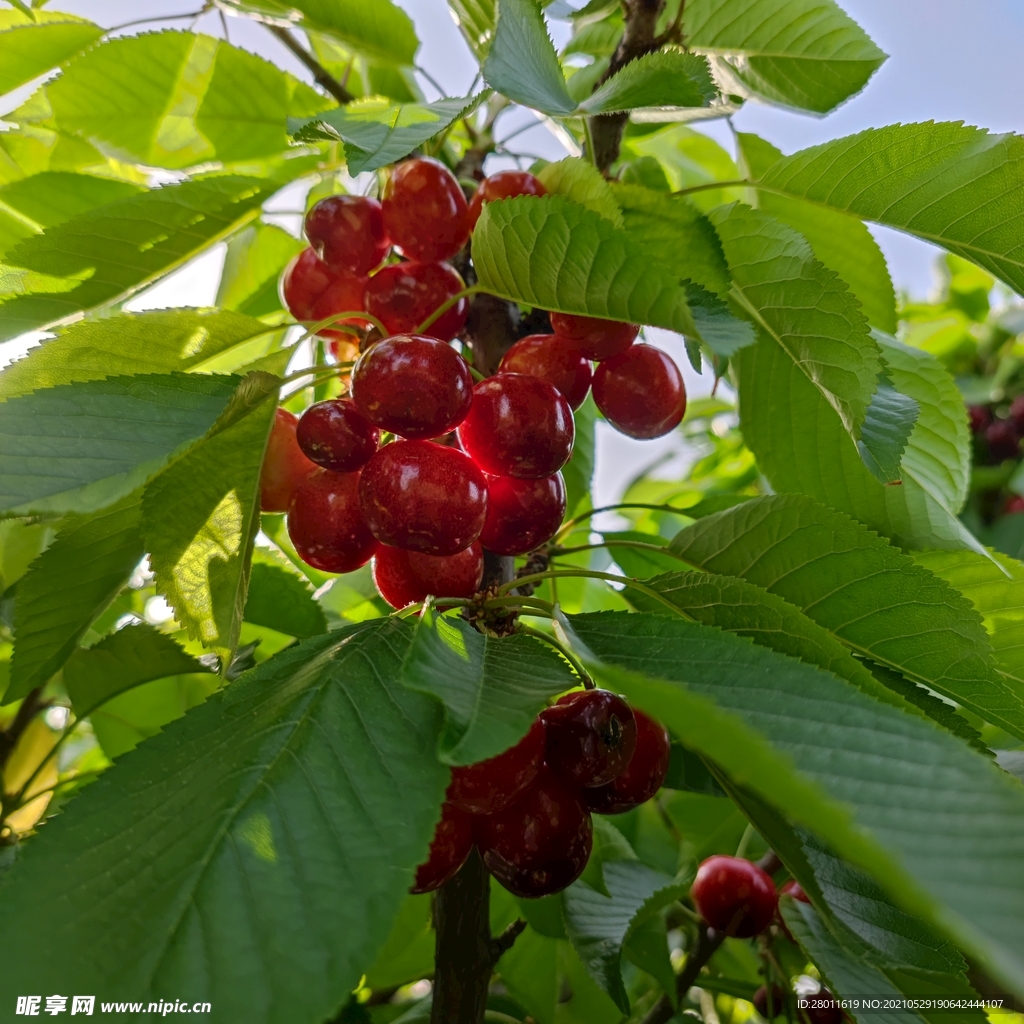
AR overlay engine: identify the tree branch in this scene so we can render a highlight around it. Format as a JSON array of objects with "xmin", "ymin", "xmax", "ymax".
[
  {"xmin": 264, "ymin": 24, "xmax": 354, "ymax": 105},
  {"xmin": 640, "ymin": 925, "xmax": 727, "ymax": 1024}
]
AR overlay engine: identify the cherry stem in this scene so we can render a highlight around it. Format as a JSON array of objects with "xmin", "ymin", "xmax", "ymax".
[
  {"xmin": 495, "ymin": 568, "xmax": 685, "ymax": 618},
  {"xmin": 640, "ymin": 925, "xmax": 728, "ymax": 1024},
  {"xmin": 279, "ymin": 363, "xmax": 352, "ymax": 387},
  {"xmin": 301, "ymin": 310, "xmax": 387, "ymax": 340},
  {"xmin": 555, "ymin": 502, "xmax": 697, "ymax": 539},
  {"xmin": 414, "ymin": 285, "xmax": 485, "ymax": 335},
  {"xmin": 518, "ymin": 624, "xmax": 595, "ymax": 688},
  {"xmin": 551, "ymin": 539, "xmax": 695, "ymax": 566}
]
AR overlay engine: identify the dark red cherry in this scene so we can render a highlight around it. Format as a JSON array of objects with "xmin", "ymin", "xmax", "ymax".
[
  {"xmin": 549, "ymin": 313, "xmax": 638, "ymax": 361},
  {"xmin": 986, "ymin": 418, "xmax": 1020, "ymax": 462},
  {"xmin": 364, "ymin": 261, "xmax": 468, "ymax": 341},
  {"xmin": 467, "ymin": 169, "xmax": 547, "ymax": 229},
  {"xmin": 281, "ymin": 247, "xmax": 333, "ymax": 320},
  {"xmin": 691, "ymin": 855, "xmax": 778, "ymax": 938},
  {"xmin": 448, "ymin": 718, "xmax": 546, "ymax": 815},
  {"xmin": 359, "ymin": 440, "xmax": 488, "ymax": 555},
  {"xmin": 805, "ymin": 991, "xmax": 843, "ymax": 1024},
  {"xmin": 309, "ymin": 268, "xmax": 368, "ymax": 338},
  {"xmin": 499, "ymin": 334, "xmax": 592, "ymax": 410},
  {"xmin": 260, "ymin": 407, "xmax": 318, "ymax": 513},
  {"xmin": 297, "ymin": 398, "xmax": 379, "ymax": 473},
  {"xmin": 476, "ymin": 765, "xmax": 593, "ymax": 898},
  {"xmin": 542, "ymin": 689, "xmax": 637, "ymax": 788},
  {"xmin": 410, "ymin": 801, "xmax": 473, "ymax": 894},
  {"xmin": 457, "ymin": 373, "xmax": 574, "ymax": 479},
  {"xmin": 968, "ymin": 404, "xmax": 992, "ymax": 435},
  {"xmin": 287, "ymin": 468, "xmax": 379, "ymax": 573},
  {"xmin": 582, "ymin": 708, "xmax": 671, "ymax": 814},
  {"xmin": 593, "ymin": 344, "xmax": 686, "ymax": 439},
  {"xmin": 1006, "ymin": 495, "xmax": 1024, "ymax": 515},
  {"xmin": 754, "ymin": 986, "xmax": 788, "ymax": 1019},
  {"xmin": 304, "ymin": 194, "xmax": 390, "ymax": 274},
  {"xmin": 350, "ymin": 334, "xmax": 473, "ymax": 439},
  {"xmin": 382, "ymin": 157, "xmax": 469, "ymax": 263},
  {"xmin": 780, "ymin": 879, "xmax": 810, "ymax": 903},
  {"xmin": 480, "ymin": 473, "xmax": 566, "ymax": 556},
  {"xmin": 373, "ymin": 542, "xmax": 483, "ymax": 609},
  {"xmin": 1010, "ymin": 395, "xmax": 1024, "ymax": 433}
]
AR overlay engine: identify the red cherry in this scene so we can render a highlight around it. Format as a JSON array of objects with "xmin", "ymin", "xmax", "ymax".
[
  {"xmin": 447, "ymin": 718, "xmax": 546, "ymax": 815},
  {"xmin": 304, "ymin": 195, "xmax": 390, "ymax": 275},
  {"xmin": 805, "ymin": 991, "xmax": 843, "ymax": 1024},
  {"xmin": 309, "ymin": 268, "xmax": 369, "ymax": 337},
  {"xmin": 260, "ymin": 408, "xmax": 318, "ymax": 513},
  {"xmin": 986, "ymin": 418, "xmax": 1020, "ymax": 462},
  {"xmin": 382, "ymin": 157, "xmax": 469, "ymax": 263},
  {"xmin": 593, "ymin": 344, "xmax": 686, "ymax": 439},
  {"xmin": 359, "ymin": 440, "xmax": 488, "ymax": 555},
  {"xmin": 467, "ymin": 169, "xmax": 547, "ymax": 229},
  {"xmin": 549, "ymin": 313, "xmax": 638, "ymax": 361},
  {"xmin": 281, "ymin": 247, "xmax": 334, "ymax": 320},
  {"xmin": 350, "ymin": 334, "xmax": 473, "ymax": 439},
  {"xmin": 457, "ymin": 373, "xmax": 574, "ymax": 479},
  {"xmin": 780, "ymin": 879, "xmax": 810, "ymax": 903},
  {"xmin": 476, "ymin": 765, "xmax": 593, "ymax": 898},
  {"xmin": 364, "ymin": 261, "xmax": 468, "ymax": 341},
  {"xmin": 373, "ymin": 542, "xmax": 483, "ymax": 609},
  {"xmin": 542, "ymin": 689, "xmax": 637, "ymax": 788},
  {"xmin": 480, "ymin": 473, "xmax": 566, "ymax": 556},
  {"xmin": 582, "ymin": 708, "xmax": 671, "ymax": 814},
  {"xmin": 287, "ymin": 468, "xmax": 378, "ymax": 573},
  {"xmin": 410, "ymin": 801, "xmax": 473, "ymax": 894},
  {"xmin": 499, "ymin": 334, "xmax": 592, "ymax": 410},
  {"xmin": 754, "ymin": 985, "xmax": 787, "ymax": 1019},
  {"xmin": 1010, "ymin": 396, "xmax": 1024, "ymax": 433},
  {"xmin": 968, "ymin": 404, "xmax": 992, "ymax": 435},
  {"xmin": 297, "ymin": 398, "xmax": 379, "ymax": 473},
  {"xmin": 691, "ymin": 855, "xmax": 778, "ymax": 938}
]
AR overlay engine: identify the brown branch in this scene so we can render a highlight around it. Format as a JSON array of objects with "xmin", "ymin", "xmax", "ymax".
[
  {"xmin": 265, "ymin": 24, "xmax": 354, "ymax": 105},
  {"xmin": 640, "ymin": 925, "xmax": 727, "ymax": 1024},
  {"xmin": 0, "ymin": 688, "xmax": 46, "ymax": 769}
]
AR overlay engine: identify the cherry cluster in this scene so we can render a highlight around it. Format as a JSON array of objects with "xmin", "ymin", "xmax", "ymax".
[
  {"xmin": 411, "ymin": 689, "xmax": 672, "ymax": 898},
  {"xmin": 969, "ymin": 396, "xmax": 1024, "ymax": 465}
]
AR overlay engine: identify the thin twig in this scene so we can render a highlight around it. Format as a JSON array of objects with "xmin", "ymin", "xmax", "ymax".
[
  {"xmin": 265, "ymin": 24, "xmax": 354, "ymax": 104},
  {"xmin": 641, "ymin": 925, "xmax": 727, "ymax": 1024},
  {"xmin": 106, "ymin": 9, "xmax": 207, "ymax": 33}
]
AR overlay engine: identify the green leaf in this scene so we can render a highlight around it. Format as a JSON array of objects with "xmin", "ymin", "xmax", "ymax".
[
  {"xmin": 563, "ymin": 392, "xmax": 597, "ymax": 516},
  {"xmin": 857, "ymin": 371, "xmax": 920, "ymax": 485},
  {"xmin": 684, "ymin": 0, "xmax": 886, "ymax": 113},
  {"xmin": 245, "ymin": 558, "xmax": 328, "ymax": 639},
  {"xmin": 565, "ymin": 609, "xmax": 1024, "ymax": 992},
  {"xmin": 143, "ymin": 373, "xmax": 279, "ymax": 655},
  {"xmin": 578, "ymin": 51, "xmax": 717, "ymax": 116},
  {"xmin": 448, "ymin": 0, "xmax": 497, "ymax": 62},
  {"xmin": 64, "ymin": 622, "xmax": 207, "ymax": 714},
  {"xmin": 496, "ymin": 926, "xmax": 559, "ymax": 1024},
  {"xmin": 0, "ymin": 517, "xmax": 55, "ymax": 594},
  {"xmin": 0, "ymin": 9, "xmax": 102, "ymax": 97},
  {"xmin": 669, "ymin": 495, "xmax": 1024, "ymax": 740},
  {"xmin": 756, "ymin": 123, "xmax": 1024, "ymax": 296},
  {"xmin": 481, "ymin": 0, "xmax": 575, "ymax": 116},
  {"xmin": 0, "ymin": 171, "xmax": 143, "ymax": 259},
  {"xmin": 736, "ymin": 132, "xmax": 897, "ymax": 334},
  {"xmin": 683, "ymin": 281, "xmax": 756, "ymax": 359},
  {"xmin": 563, "ymin": 860, "xmax": 687, "ymax": 1012},
  {"xmin": 362, "ymin": 895, "xmax": 434, "ymax": 990},
  {"xmin": 0, "ymin": 308, "xmax": 277, "ymax": 399},
  {"xmin": 401, "ymin": 609, "xmax": 576, "ymax": 765},
  {"xmin": 216, "ymin": 223, "xmax": 303, "ymax": 317},
  {"xmin": 0, "ymin": 620, "xmax": 448, "ymax": 1020},
  {"xmin": 537, "ymin": 157, "xmax": 623, "ymax": 227},
  {"xmin": 224, "ymin": 0, "xmax": 419, "ymax": 65},
  {"xmin": 472, "ymin": 194, "xmax": 696, "ymax": 336},
  {"xmin": 0, "ymin": 175, "xmax": 278, "ymax": 341},
  {"xmin": 290, "ymin": 93, "xmax": 483, "ymax": 175},
  {"xmin": 6, "ymin": 493, "xmax": 143, "ymax": 703},
  {"xmin": 709, "ymin": 202, "xmax": 881, "ymax": 440},
  {"xmin": 0, "ymin": 373, "xmax": 241, "ymax": 517}
]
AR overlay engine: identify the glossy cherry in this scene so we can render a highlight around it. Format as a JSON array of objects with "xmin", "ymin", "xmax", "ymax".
[
  {"xmin": 309, "ymin": 268, "xmax": 369, "ymax": 337},
  {"xmin": 297, "ymin": 398, "xmax": 379, "ymax": 473},
  {"xmin": 549, "ymin": 312, "xmax": 638, "ymax": 361},
  {"xmin": 382, "ymin": 157, "xmax": 469, "ymax": 263},
  {"xmin": 280, "ymin": 247, "xmax": 334, "ymax": 321},
  {"xmin": 410, "ymin": 801, "xmax": 473, "ymax": 894},
  {"xmin": 350, "ymin": 334, "xmax": 473, "ymax": 439},
  {"xmin": 691, "ymin": 855, "xmax": 778, "ymax": 938},
  {"xmin": 287, "ymin": 468, "xmax": 378, "ymax": 574},
  {"xmin": 499, "ymin": 334, "xmax": 592, "ymax": 410},
  {"xmin": 476, "ymin": 765, "xmax": 593, "ymax": 898},
  {"xmin": 583, "ymin": 708, "xmax": 671, "ymax": 814},
  {"xmin": 373, "ymin": 542, "xmax": 483, "ymax": 609},
  {"xmin": 448, "ymin": 718, "xmax": 546, "ymax": 815},
  {"xmin": 457, "ymin": 373, "xmax": 574, "ymax": 479},
  {"xmin": 480, "ymin": 473, "xmax": 566, "ymax": 556},
  {"xmin": 359, "ymin": 440, "xmax": 488, "ymax": 555},
  {"xmin": 467, "ymin": 169, "xmax": 547, "ymax": 229},
  {"xmin": 304, "ymin": 195, "xmax": 390, "ymax": 274},
  {"xmin": 593, "ymin": 344, "xmax": 687, "ymax": 439},
  {"xmin": 985, "ymin": 418, "xmax": 1020, "ymax": 462},
  {"xmin": 542, "ymin": 689, "xmax": 637, "ymax": 788},
  {"xmin": 780, "ymin": 878, "xmax": 810, "ymax": 903},
  {"xmin": 364, "ymin": 261, "xmax": 469, "ymax": 341},
  {"xmin": 260, "ymin": 408, "xmax": 318, "ymax": 513}
]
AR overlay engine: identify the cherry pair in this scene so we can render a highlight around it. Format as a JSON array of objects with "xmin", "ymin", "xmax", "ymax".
[{"xmin": 412, "ymin": 689, "xmax": 672, "ymax": 898}]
